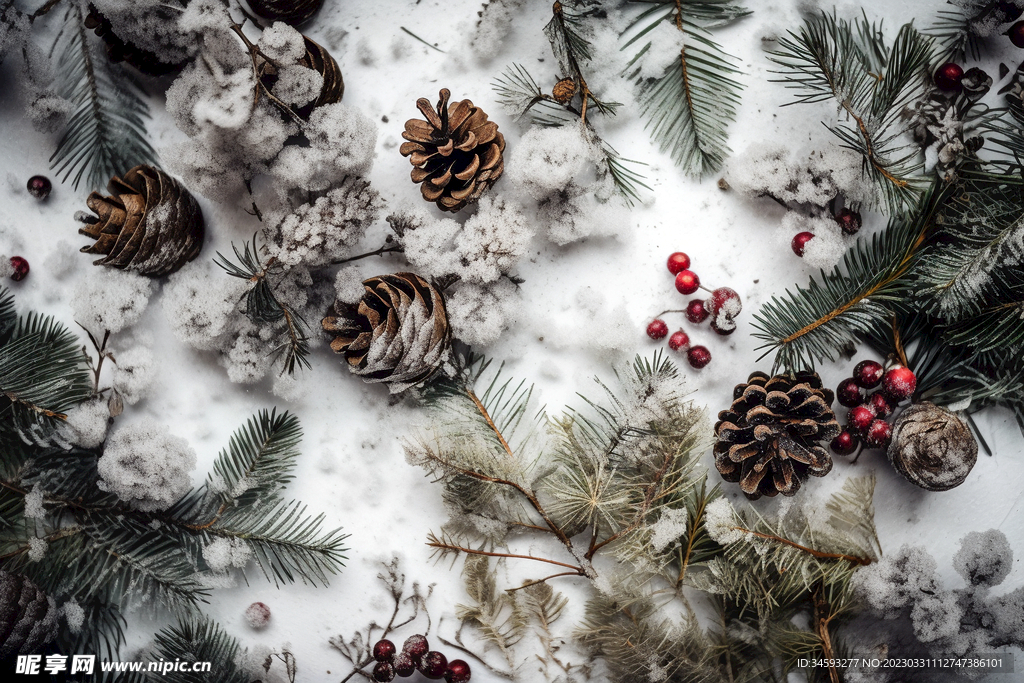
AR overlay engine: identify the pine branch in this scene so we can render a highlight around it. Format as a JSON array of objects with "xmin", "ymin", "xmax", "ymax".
[
  {"xmin": 622, "ymin": 0, "xmax": 748, "ymax": 176},
  {"xmin": 207, "ymin": 408, "xmax": 302, "ymax": 508},
  {"xmin": 50, "ymin": 1, "xmax": 158, "ymax": 190},
  {"xmin": 769, "ymin": 11, "xmax": 935, "ymax": 213},
  {"xmin": 544, "ymin": 1, "xmax": 619, "ymax": 122},
  {"xmin": 149, "ymin": 614, "xmax": 252, "ymax": 683},
  {"xmin": 215, "ymin": 235, "xmax": 312, "ymax": 375}
]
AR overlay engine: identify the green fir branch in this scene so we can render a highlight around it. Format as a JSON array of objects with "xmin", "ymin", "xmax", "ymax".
[
  {"xmin": 148, "ymin": 614, "xmax": 253, "ymax": 683},
  {"xmin": 622, "ymin": 0, "xmax": 748, "ymax": 177},
  {"xmin": 207, "ymin": 408, "xmax": 302, "ymax": 508},
  {"xmin": 768, "ymin": 12, "xmax": 935, "ymax": 213},
  {"xmin": 50, "ymin": 1, "xmax": 158, "ymax": 190}
]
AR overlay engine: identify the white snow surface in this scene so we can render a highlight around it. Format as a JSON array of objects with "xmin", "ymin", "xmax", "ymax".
[{"xmin": 1, "ymin": 0, "xmax": 1022, "ymax": 680}]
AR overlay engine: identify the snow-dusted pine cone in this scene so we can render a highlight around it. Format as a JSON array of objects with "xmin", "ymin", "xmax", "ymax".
[
  {"xmin": 78, "ymin": 165, "xmax": 204, "ymax": 277},
  {"xmin": 714, "ymin": 371, "xmax": 840, "ymax": 499},
  {"xmin": 260, "ymin": 35, "xmax": 344, "ymax": 118},
  {"xmin": 248, "ymin": 0, "xmax": 324, "ymax": 25},
  {"xmin": 0, "ymin": 570, "xmax": 60, "ymax": 659},
  {"xmin": 322, "ymin": 273, "xmax": 451, "ymax": 393},
  {"xmin": 84, "ymin": 5, "xmax": 189, "ymax": 76},
  {"xmin": 888, "ymin": 403, "xmax": 978, "ymax": 491},
  {"xmin": 400, "ymin": 88, "xmax": 506, "ymax": 212}
]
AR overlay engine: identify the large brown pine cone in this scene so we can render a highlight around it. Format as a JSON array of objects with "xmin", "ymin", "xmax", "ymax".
[
  {"xmin": 79, "ymin": 165, "xmax": 204, "ymax": 277},
  {"xmin": 714, "ymin": 371, "xmax": 840, "ymax": 499},
  {"xmin": 259, "ymin": 35, "xmax": 344, "ymax": 119},
  {"xmin": 248, "ymin": 0, "xmax": 324, "ymax": 26},
  {"xmin": 400, "ymin": 89, "xmax": 506, "ymax": 212},
  {"xmin": 0, "ymin": 571, "xmax": 60, "ymax": 659},
  {"xmin": 888, "ymin": 403, "xmax": 978, "ymax": 491},
  {"xmin": 322, "ymin": 273, "xmax": 451, "ymax": 392}
]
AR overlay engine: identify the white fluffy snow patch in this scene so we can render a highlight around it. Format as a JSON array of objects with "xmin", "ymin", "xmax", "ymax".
[
  {"xmin": 507, "ymin": 125, "xmax": 600, "ymax": 199},
  {"xmin": 27, "ymin": 537, "xmax": 46, "ymax": 561},
  {"xmin": 649, "ymin": 507, "xmax": 689, "ymax": 553},
  {"xmin": 23, "ymin": 486, "xmax": 45, "ymax": 519},
  {"xmin": 97, "ymin": 419, "xmax": 197, "ymax": 511},
  {"xmin": 64, "ymin": 399, "xmax": 109, "ymax": 449},
  {"xmin": 71, "ymin": 268, "xmax": 154, "ymax": 334},
  {"xmin": 703, "ymin": 498, "xmax": 744, "ymax": 545},
  {"xmin": 163, "ymin": 261, "xmax": 242, "ymax": 350},
  {"xmin": 112, "ymin": 346, "xmax": 157, "ymax": 406},
  {"xmin": 258, "ymin": 22, "xmax": 306, "ymax": 63},
  {"xmin": 203, "ymin": 537, "xmax": 253, "ymax": 573},
  {"xmin": 632, "ymin": 21, "xmax": 686, "ymax": 80},
  {"xmin": 63, "ymin": 599, "xmax": 84, "ymax": 634}
]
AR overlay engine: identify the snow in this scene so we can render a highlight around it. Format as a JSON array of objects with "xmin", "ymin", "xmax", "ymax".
[
  {"xmin": 1, "ymin": 0, "xmax": 1022, "ymax": 680},
  {"xmin": 112, "ymin": 346, "xmax": 157, "ymax": 405},
  {"xmin": 63, "ymin": 399, "xmax": 110, "ymax": 449},
  {"xmin": 26, "ymin": 537, "xmax": 46, "ymax": 562},
  {"xmin": 954, "ymin": 529, "xmax": 1014, "ymax": 588},
  {"xmin": 204, "ymin": 537, "xmax": 254, "ymax": 573},
  {"xmin": 63, "ymin": 600, "xmax": 84, "ymax": 634},
  {"xmin": 96, "ymin": 419, "xmax": 197, "ymax": 511},
  {"xmin": 70, "ymin": 268, "xmax": 154, "ymax": 335}
]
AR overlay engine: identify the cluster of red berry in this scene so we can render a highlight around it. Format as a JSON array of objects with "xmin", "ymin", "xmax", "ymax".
[
  {"xmin": 790, "ymin": 207, "xmax": 862, "ymax": 258},
  {"xmin": 7, "ymin": 175, "xmax": 49, "ymax": 284},
  {"xmin": 645, "ymin": 252, "xmax": 743, "ymax": 369},
  {"xmin": 371, "ymin": 635, "xmax": 470, "ymax": 683},
  {"xmin": 830, "ymin": 360, "xmax": 917, "ymax": 456}
]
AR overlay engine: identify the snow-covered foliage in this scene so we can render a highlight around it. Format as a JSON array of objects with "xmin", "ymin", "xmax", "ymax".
[
  {"xmin": 97, "ymin": 419, "xmax": 197, "ymax": 511},
  {"xmin": 270, "ymin": 103, "xmax": 378, "ymax": 192},
  {"xmin": 111, "ymin": 346, "xmax": 157, "ymax": 405},
  {"xmin": 71, "ymin": 268, "xmax": 154, "ymax": 334},
  {"xmin": 203, "ymin": 537, "xmax": 253, "ymax": 573},
  {"xmin": 465, "ymin": 0, "xmax": 524, "ymax": 61},
  {"xmin": 778, "ymin": 211, "xmax": 848, "ymax": 270},
  {"xmin": 63, "ymin": 399, "xmax": 110, "ymax": 449}
]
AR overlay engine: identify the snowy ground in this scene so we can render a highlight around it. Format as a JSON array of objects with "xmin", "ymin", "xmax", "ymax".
[{"xmin": 1, "ymin": 0, "xmax": 1023, "ymax": 681}]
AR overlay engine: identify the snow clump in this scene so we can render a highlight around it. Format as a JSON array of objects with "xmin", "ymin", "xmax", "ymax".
[
  {"xmin": 63, "ymin": 399, "xmax": 110, "ymax": 449},
  {"xmin": 97, "ymin": 419, "xmax": 197, "ymax": 511},
  {"xmin": 203, "ymin": 537, "xmax": 253, "ymax": 573},
  {"xmin": 112, "ymin": 346, "xmax": 157, "ymax": 405},
  {"xmin": 71, "ymin": 268, "xmax": 154, "ymax": 334}
]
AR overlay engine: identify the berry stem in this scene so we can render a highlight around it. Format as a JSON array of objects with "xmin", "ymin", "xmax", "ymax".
[{"xmin": 655, "ymin": 308, "xmax": 687, "ymax": 317}]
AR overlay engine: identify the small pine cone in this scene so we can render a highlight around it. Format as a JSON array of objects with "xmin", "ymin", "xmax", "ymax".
[
  {"xmin": 714, "ymin": 371, "xmax": 840, "ymax": 499},
  {"xmin": 0, "ymin": 570, "xmax": 60, "ymax": 659},
  {"xmin": 400, "ymin": 89, "xmax": 506, "ymax": 212},
  {"xmin": 887, "ymin": 403, "xmax": 978, "ymax": 491},
  {"xmin": 258, "ymin": 35, "xmax": 344, "ymax": 119},
  {"xmin": 322, "ymin": 273, "xmax": 451, "ymax": 393},
  {"xmin": 552, "ymin": 78, "xmax": 578, "ymax": 103},
  {"xmin": 78, "ymin": 166, "xmax": 204, "ymax": 277},
  {"xmin": 248, "ymin": 0, "xmax": 324, "ymax": 26}
]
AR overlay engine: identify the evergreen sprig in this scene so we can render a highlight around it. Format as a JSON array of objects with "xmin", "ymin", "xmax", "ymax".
[
  {"xmin": 50, "ymin": 1, "xmax": 158, "ymax": 191},
  {"xmin": 215, "ymin": 235, "xmax": 312, "ymax": 375},
  {"xmin": 768, "ymin": 12, "xmax": 935, "ymax": 214},
  {"xmin": 621, "ymin": 0, "xmax": 749, "ymax": 177}
]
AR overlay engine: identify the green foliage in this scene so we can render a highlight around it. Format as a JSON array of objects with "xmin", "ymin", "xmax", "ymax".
[
  {"xmin": 50, "ymin": 1, "xmax": 158, "ymax": 191},
  {"xmin": 215, "ymin": 235, "xmax": 312, "ymax": 375},
  {"xmin": 0, "ymin": 287, "xmax": 91, "ymax": 444},
  {"xmin": 768, "ymin": 12, "xmax": 935, "ymax": 213},
  {"xmin": 621, "ymin": 0, "xmax": 749, "ymax": 177},
  {"xmin": 0, "ymin": 409, "xmax": 347, "ymax": 661}
]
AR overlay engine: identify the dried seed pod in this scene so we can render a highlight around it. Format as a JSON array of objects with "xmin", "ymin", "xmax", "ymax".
[
  {"xmin": 322, "ymin": 273, "xmax": 451, "ymax": 393},
  {"xmin": 887, "ymin": 403, "xmax": 978, "ymax": 491},
  {"xmin": 552, "ymin": 77, "xmax": 578, "ymax": 103},
  {"xmin": 248, "ymin": 0, "xmax": 324, "ymax": 26},
  {"xmin": 78, "ymin": 166, "xmax": 204, "ymax": 277},
  {"xmin": 400, "ymin": 89, "xmax": 506, "ymax": 212}
]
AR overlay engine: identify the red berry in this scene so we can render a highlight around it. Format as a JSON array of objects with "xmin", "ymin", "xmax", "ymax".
[
  {"xmin": 882, "ymin": 366, "xmax": 917, "ymax": 401},
  {"xmin": 402, "ymin": 635, "xmax": 429, "ymax": 661},
  {"xmin": 935, "ymin": 62, "xmax": 964, "ymax": 91},
  {"xmin": 830, "ymin": 429, "xmax": 858, "ymax": 456},
  {"xmin": 848, "ymin": 405, "xmax": 876, "ymax": 435},
  {"xmin": 864, "ymin": 419, "xmax": 892, "ymax": 449},
  {"xmin": 444, "ymin": 660, "xmax": 472, "ymax": 683},
  {"xmin": 687, "ymin": 345, "xmax": 711, "ymax": 368},
  {"xmin": 853, "ymin": 360, "xmax": 885, "ymax": 389},
  {"xmin": 646, "ymin": 319, "xmax": 669, "ymax": 340},
  {"xmin": 791, "ymin": 231, "xmax": 814, "ymax": 257},
  {"xmin": 835, "ymin": 207, "xmax": 862, "ymax": 236},
  {"xmin": 1009, "ymin": 20, "xmax": 1024, "ymax": 48},
  {"xmin": 710, "ymin": 318, "xmax": 736, "ymax": 335},
  {"xmin": 868, "ymin": 392, "xmax": 894, "ymax": 418},
  {"xmin": 418, "ymin": 651, "xmax": 448, "ymax": 680},
  {"xmin": 706, "ymin": 287, "xmax": 742, "ymax": 325},
  {"xmin": 374, "ymin": 662, "xmax": 396, "ymax": 682},
  {"xmin": 373, "ymin": 640, "xmax": 396, "ymax": 663},
  {"xmin": 668, "ymin": 330, "xmax": 690, "ymax": 351},
  {"xmin": 27, "ymin": 175, "xmax": 51, "ymax": 200},
  {"xmin": 667, "ymin": 251, "xmax": 691, "ymax": 274},
  {"xmin": 674, "ymin": 270, "xmax": 700, "ymax": 295},
  {"xmin": 686, "ymin": 299, "xmax": 709, "ymax": 324},
  {"xmin": 9, "ymin": 256, "xmax": 29, "ymax": 282},
  {"xmin": 394, "ymin": 653, "xmax": 415, "ymax": 677},
  {"xmin": 244, "ymin": 601, "xmax": 271, "ymax": 628},
  {"xmin": 836, "ymin": 378, "xmax": 863, "ymax": 408}
]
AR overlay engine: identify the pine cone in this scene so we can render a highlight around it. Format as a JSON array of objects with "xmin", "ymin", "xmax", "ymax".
[
  {"xmin": 84, "ymin": 6, "xmax": 189, "ymax": 76},
  {"xmin": 400, "ymin": 89, "xmax": 506, "ymax": 212},
  {"xmin": 79, "ymin": 165, "xmax": 205, "ymax": 277},
  {"xmin": 888, "ymin": 403, "xmax": 978, "ymax": 491},
  {"xmin": 322, "ymin": 273, "xmax": 451, "ymax": 392},
  {"xmin": 248, "ymin": 0, "xmax": 324, "ymax": 26},
  {"xmin": 0, "ymin": 571, "xmax": 59, "ymax": 659},
  {"xmin": 259, "ymin": 35, "xmax": 344, "ymax": 119},
  {"xmin": 714, "ymin": 371, "xmax": 840, "ymax": 499}
]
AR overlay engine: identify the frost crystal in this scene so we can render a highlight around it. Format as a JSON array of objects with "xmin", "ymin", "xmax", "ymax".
[
  {"xmin": 649, "ymin": 507, "xmax": 690, "ymax": 553},
  {"xmin": 23, "ymin": 487, "xmax": 45, "ymax": 519},
  {"xmin": 456, "ymin": 196, "xmax": 532, "ymax": 284},
  {"xmin": 71, "ymin": 268, "xmax": 154, "ymax": 334},
  {"xmin": 97, "ymin": 419, "xmax": 197, "ymax": 511}
]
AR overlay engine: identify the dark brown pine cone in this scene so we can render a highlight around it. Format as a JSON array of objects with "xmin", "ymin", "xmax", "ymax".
[
  {"xmin": 322, "ymin": 273, "xmax": 451, "ymax": 393},
  {"xmin": 887, "ymin": 403, "xmax": 978, "ymax": 491},
  {"xmin": 248, "ymin": 0, "xmax": 324, "ymax": 26},
  {"xmin": 79, "ymin": 165, "xmax": 204, "ymax": 277},
  {"xmin": 0, "ymin": 571, "xmax": 60, "ymax": 659},
  {"xmin": 259, "ymin": 35, "xmax": 344, "ymax": 119},
  {"xmin": 714, "ymin": 371, "xmax": 840, "ymax": 499},
  {"xmin": 400, "ymin": 89, "xmax": 506, "ymax": 212}
]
